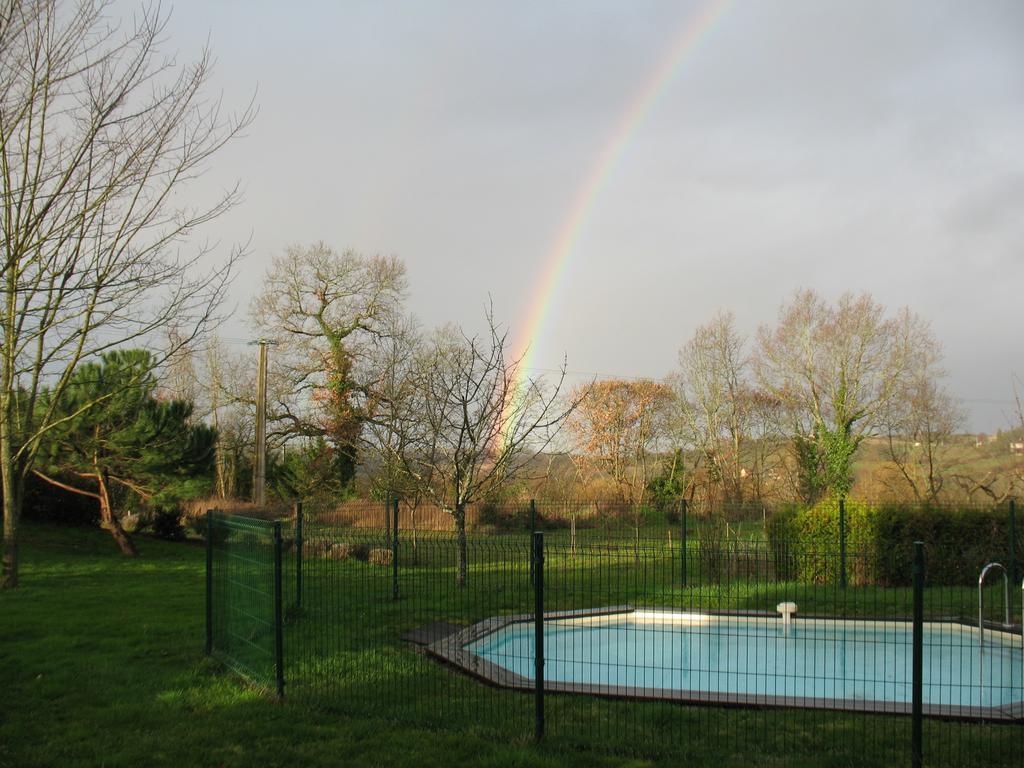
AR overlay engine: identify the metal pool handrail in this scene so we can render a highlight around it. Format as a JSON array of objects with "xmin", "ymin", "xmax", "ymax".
[{"xmin": 978, "ymin": 562, "xmax": 1010, "ymax": 649}]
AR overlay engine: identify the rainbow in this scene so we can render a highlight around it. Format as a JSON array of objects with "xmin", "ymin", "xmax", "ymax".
[{"xmin": 503, "ymin": 0, "xmax": 731, "ymax": 435}]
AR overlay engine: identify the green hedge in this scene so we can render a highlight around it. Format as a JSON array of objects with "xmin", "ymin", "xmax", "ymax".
[{"xmin": 766, "ymin": 499, "xmax": 1023, "ymax": 586}]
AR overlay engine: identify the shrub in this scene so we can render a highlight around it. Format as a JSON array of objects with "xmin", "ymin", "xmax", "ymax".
[
  {"xmin": 766, "ymin": 499, "xmax": 1023, "ymax": 586},
  {"xmin": 304, "ymin": 539, "xmax": 331, "ymax": 558},
  {"xmin": 120, "ymin": 511, "xmax": 142, "ymax": 533},
  {"xmin": 765, "ymin": 503, "xmax": 799, "ymax": 581},
  {"xmin": 788, "ymin": 497, "xmax": 875, "ymax": 585},
  {"xmin": 696, "ymin": 513, "xmax": 728, "ymax": 584},
  {"xmin": 474, "ymin": 501, "xmax": 572, "ymax": 532},
  {"xmin": 535, "ymin": 512, "xmax": 571, "ymax": 531},
  {"xmin": 151, "ymin": 505, "xmax": 186, "ymax": 541},
  {"xmin": 476, "ymin": 502, "xmax": 527, "ymax": 531},
  {"xmin": 16, "ymin": 472, "xmax": 99, "ymax": 526},
  {"xmin": 200, "ymin": 515, "xmax": 233, "ymax": 547},
  {"xmin": 304, "ymin": 541, "xmax": 371, "ymax": 561},
  {"xmin": 868, "ymin": 503, "xmax": 1017, "ymax": 586},
  {"xmin": 327, "ymin": 542, "xmax": 370, "ymax": 561}
]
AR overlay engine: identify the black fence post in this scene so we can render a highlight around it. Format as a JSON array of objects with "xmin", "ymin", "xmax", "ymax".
[
  {"xmin": 839, "ymin": 496, "xmax": 847, "ymax": 590},
  {"xmin": 912, "ymin": 540, "xmax": 924, "ymax": 768},
  {"xmin": 294, "ymin": 500, "xmax": 303, "ymax": 610},
  {"xmin": 529, "ymin": 499, "xmax": 537, "ymax": 586},
  {"xmin": 273, "ymin": 521, "xmax": 285, "ymax": 700},
  {"xmin": 1009, "ymin": 499, "xmax": 1019, "ymax": 585},
  {"xmin": 680, "ymin": 498, "xmax": 688, "ymax": 587},
  {"xmin": 392, "ymin": 497, "xmax": 400, "ymax": 601},
  {"xmin": 205, "ymin": 509, "xmax": 213, "ymax": 655},
  {"xmin": 533, "ymin": 530, "xmax": 544, "ymax": 741}
]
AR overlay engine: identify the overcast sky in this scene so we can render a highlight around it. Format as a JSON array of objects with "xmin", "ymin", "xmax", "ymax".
[{"xmin": 143, "ymin": 0, "xmax": 1023, "ymax": 431}]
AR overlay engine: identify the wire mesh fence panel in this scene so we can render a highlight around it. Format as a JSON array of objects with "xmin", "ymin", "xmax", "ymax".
[
  {"xmin": 534, "ymin": 540, "xmax": 1023, "ymax": 765},
  {"xmin": 208, "ymin": 512, "xmax": 280, "ymax": 690},
  {"xmin": 280, "ymin": 499, "xmax": 1023, "ymax": 575},
  {"xmin": 281, "ymin": 526, "xmax": 535, "ymax": 741},
  {"xmin": 920, "ymin": 555, "xmax": 1023, "ymax": 767},
  {"xmin": 208, "ymin": 505, "xmax": 1024, "ymax": 765}
]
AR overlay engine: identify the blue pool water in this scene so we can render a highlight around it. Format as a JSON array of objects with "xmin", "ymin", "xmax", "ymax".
[{"xmin": 467, "ymin": 612, "xmax": 1023, "ymax": 710}]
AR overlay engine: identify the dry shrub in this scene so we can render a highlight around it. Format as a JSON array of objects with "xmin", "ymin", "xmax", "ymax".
[
  {"xmin": 304, "ymin": 540, "xmax": 331, "ymax": 558},
  {"xmin": 332, "ymin": 542, "xmax": 371, "ymax": 561},
  {"xmin": 316, "ymin": 499, "xmax": 459, "ymax": 532},
  {"xmin": 181, "ymin": 496, "xmax": 260, "ymax": 519},
  {"xmin": 304, "ymin": 540, "xmax": 370, "ymax": 561},
  {"xmin": 180, "ymin": 497, "xmax": 293, "ymax": 534},
  {"xmin": 369, "ymin": 547, "xmax": 393, "ymax": 566}
]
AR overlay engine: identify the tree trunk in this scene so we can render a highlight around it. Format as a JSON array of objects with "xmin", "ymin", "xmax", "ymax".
[
  {"xmin": 96, "ymin": 467, "xmax": 137, "ymax": 556},
  {"xmin": 0, "ymin": 415, "xmax": 20, "ymax": 589},
  {"xmin": 455, "ymin": 502, "xmax": 468, "ymax": 588},
  {"xmin": 1, "ymin": 456, "xmax": 20, "ymax": 589},
  {"xmin": 731, "ymin": 429, "xmax": 744, "ymax": 505},
  {"xmin": 211, "ymin": 382, "xmax": 225, "ymax": 498}
]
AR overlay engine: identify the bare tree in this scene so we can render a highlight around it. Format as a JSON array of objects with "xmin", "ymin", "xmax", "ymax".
[
  {"xmin": 360, "ymin": 316, "xmax": 422, "ymax": 494},
  {"xmin": 742, "ymin": 388, "xmax": 786, "ymax": 502},
  {"xmin": 203, "ymin": 336, "xmax": 255, "ymax": 499},
  {"xmin": 880, "ymin": 334, "xmax": 964, "ymax": 502},
  {"xmin": 154, "ymin": 328, "xmax": 239, "ymax": 501},
  {"xmin": 360, "ymin": 318, "xmax": 426, "ymax": 547},
  {"xmin": 252, "ymin": 243, "xmax": 407, "ymax": 493},
  {"xmin": 1, "ymin": 1, "xmax": 253, "ymax": 586},
  {"xmin": 938, "ymin": 375, "xmax": 1024, "ymax": 505},
  {"xmin": 949, "ymin": 466, "xmax": 1024, "ymax": 505},
  {"xmin": 385, "ymin": 312, "xmax": 579, "ymax": 586},
  {"xmin": 158, "ymin": 328, "xmax": 200, "ymax": 407},
  {"xmin": 675, "ymin": 311, "xmax": 752, "ymax": 504},
  {"xmin": 568, "ymin": 378, "xmax": 675, "ymax": 507},
  {"xmin": 754, "ymin": 290, "xmax": 929, "ymax": 501}
]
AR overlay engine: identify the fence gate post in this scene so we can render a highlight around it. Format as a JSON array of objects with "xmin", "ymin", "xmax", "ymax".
[
  {"xmin": 912, "ymin": 540, "xmax": 924, "ymax": 768},
  {"xmin": 294, "ymin": 500, "xmax": 304, "ymax": 610},
  {"xmin": 839, "ymin": 496, "xmax": 847, "ymax": 590},
  {"xmin": 1009, "ymin": 499, "xmax": 1019, "ymax": 585},
  {"xmin": 205, "ymin": 509, "xmax": 214, "ymax": 655},
  {"xmin": 533, "ymin": 531, "xmax": 545, "ymax": 741},
  {"xmin": 273, "ymin": 521, "xmax": 285, "ymax": 700},
  {"xmin": 680, "ymin": 499, "xmax": 688, "ymax": 587},
  {"xmin": 392, "ymin": 498, "xmax": 400, "ymax": 601}
]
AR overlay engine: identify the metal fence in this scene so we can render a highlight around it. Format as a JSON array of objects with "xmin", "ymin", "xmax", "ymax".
[
  {"xmin": 298, "ymin": 497, "xmax": 1024, "ymax": 577},
  {"xmin": 206, "ymin": 509, "xmax": 1023, "ymax": 766},
  {"xmin": 206, "ymin": 514, "xmax": 284, "ymax": 695},
  {"xmin": 306, "ymin": 496, "xmax": 773, "ymax": 534}
]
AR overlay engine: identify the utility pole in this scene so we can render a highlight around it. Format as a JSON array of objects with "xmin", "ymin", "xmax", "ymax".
[{"xmin": 251, "ymin": 338, "xmax": 272, "ymax": 507}]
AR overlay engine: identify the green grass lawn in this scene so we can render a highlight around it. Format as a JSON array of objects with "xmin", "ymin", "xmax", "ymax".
[
  {"xmin": 2, "ymin": 522, "xmax": 1021, "ymax": 767},
  {"xmin": 0, "ymin": 523, "xmax": 656, "ymax": 768}
]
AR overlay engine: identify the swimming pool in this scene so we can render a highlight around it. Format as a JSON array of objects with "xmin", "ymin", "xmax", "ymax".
[{"xmin": 429, "ymin": 608, "xmax": 1024, "ymax": 720}]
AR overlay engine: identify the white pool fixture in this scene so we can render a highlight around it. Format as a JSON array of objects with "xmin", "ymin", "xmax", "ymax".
[
  {"xmin": 978, "ymin": 562, "xmax": 1010, "ymax": 649},
  {"xmin": 777, "ymin": 602, "xmax": 798, "ymax": 626}
]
